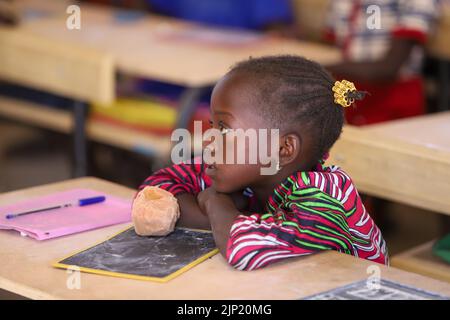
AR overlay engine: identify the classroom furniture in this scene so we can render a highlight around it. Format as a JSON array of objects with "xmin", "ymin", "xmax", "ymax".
[
  {"xmin": 0, "ymin": 95, "xmax": 172, "ymax": 157},
  {"xmin": 328, "ymin": 112, "xmax": 450, "ymax": 217},
  {"xmin": 0, "ymin": 13, "xmax": 115, "ymax": 177},
  {"xmin": 391, "ymin": 240, "xmax": 450, "ymax": 284},
  {"xmin": 328, "ymin": 112, "xmax": 450, "ymax": 283},
  {"xmin": 18, "ymin": 2, "xmax": 340, "ymax": 87},
  {"xmin": 1, "ymin": 177, "xmax": 450, "ymax": 299},
  {"xmin": 0, "ymin": 0, "xmax": 341, "ymax": 172}
]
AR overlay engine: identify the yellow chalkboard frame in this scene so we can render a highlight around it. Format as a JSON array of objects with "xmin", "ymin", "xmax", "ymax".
[{"xmin": 52, "ymin": 226, "xmax": 219, "ymax": 283}]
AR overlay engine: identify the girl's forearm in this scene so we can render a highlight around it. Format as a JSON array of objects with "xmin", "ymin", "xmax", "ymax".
[
  {"xmin": 206, "ymin": 202, "xmax": 241, "ymax": 258},
  {"xmin": 327, "ymin": 39, "xmax": 417, "ymax": 82}
]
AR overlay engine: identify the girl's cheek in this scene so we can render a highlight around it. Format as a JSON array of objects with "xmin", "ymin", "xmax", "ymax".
[
  {"xmin": 204, "ymin": 136, "xmax": 225, "ymax": 164},
  {"xmin": 222, "ymin": 134, "xmax": 235, "ymax": 164},
  {"xmin": 224, "ymin": 135, "xmax": 256, "ymax": 165}
]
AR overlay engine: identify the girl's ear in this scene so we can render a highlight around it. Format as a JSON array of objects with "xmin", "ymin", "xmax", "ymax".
[{"xmin": 279, "ymin": 133, "xmax": 302, "ymax": 167}]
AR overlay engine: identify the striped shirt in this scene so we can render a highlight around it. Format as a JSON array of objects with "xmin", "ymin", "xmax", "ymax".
[
  {"xmin": 139, "ymin": 160, "xmax": 389, "ymax": 270},
  {"xmin": 325, "ymin": 0, "xmax": 439, "ymax": 78}
]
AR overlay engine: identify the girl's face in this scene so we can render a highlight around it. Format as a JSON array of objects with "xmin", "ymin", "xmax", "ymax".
[{"xmin": 205, "ymin": 72, "xmax": 277, "ymax": 193}]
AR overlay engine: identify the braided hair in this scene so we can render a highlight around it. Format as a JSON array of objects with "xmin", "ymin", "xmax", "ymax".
[{"xmin": 228, "ymin": 55, "xmax": 366, "ymax": 166}]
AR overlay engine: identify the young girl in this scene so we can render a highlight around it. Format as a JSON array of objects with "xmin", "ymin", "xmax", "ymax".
[{"xmin": 138, "ymin": 55, "xmax": 388, "ymax": 270}]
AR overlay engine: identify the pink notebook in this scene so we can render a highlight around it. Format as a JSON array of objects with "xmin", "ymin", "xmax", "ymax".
[{"xmin": 0, "ymin": 189, "xmax": 132, "ymax": 240}]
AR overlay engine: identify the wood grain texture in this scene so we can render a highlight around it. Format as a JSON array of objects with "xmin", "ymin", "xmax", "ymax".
[
  {"xmin": 328, "ymin": 121, "xmax": 450, "ymax": 216},
  {"xmin": 11, "ymin": 1, "xmax": 341, "ymax": 87},
  {"xmin": 0, "ymin": 28, "xmax": 115, "ymax": 104},
  {"xmin": 392, "ymin": 241, "xmax": 450, "ymax": 284}
]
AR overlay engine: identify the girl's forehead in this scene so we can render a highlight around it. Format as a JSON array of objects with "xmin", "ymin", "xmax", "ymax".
[
  {"xmin": 210, "ymin": 94, "xmax": 270, "ymax": 131},
  {"xmin": 212, "ymin": 74, "xmax": 260, "ymax": 112}
]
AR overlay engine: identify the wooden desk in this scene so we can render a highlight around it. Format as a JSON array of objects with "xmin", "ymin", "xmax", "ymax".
[
  {"xmin": 365, "ymin": 112, "xmax": 450, "ymax": 152},
  {"xmin": 365, "ymin": 112, "xmax": 450, "ymax": 215},
  {"xmin": 0, "ymin": 1, "xmax": 116, "ymax": 177},
  {"xmin": 328, "ymin": 113, "xmax": 450, "ymax": 216},
  {"xmin": 355, "ymin": 113, "xmax": 450, "ymax": 283},
  {"xmin": 329, "ymin": 114, "xmax": 450, "ymax": 283},
  {"xmin": 1, "ymin": 178, "xmax": 450, "ymax": 299},
  {"xmin": 13, "ymin": 1, "xmax": 341, "ymax": 87}
]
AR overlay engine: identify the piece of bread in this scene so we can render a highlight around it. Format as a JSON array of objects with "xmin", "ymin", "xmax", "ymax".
[{"xmin": 132, "ymin": 186, "xmax": 180, "ymax": 236}]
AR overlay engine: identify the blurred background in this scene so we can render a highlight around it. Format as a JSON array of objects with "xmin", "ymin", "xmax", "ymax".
[{"xmin": 0, "ymin": 0, "xmax": 449, "ymax": 281}]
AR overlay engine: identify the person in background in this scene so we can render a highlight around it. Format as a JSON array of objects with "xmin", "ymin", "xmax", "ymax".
[
  {"xmin": 319, "ymin": 0, "xmax": 440, "ymax": 233},
  {"xmin": 146, "ymin": 0, "xmax": 293, "ymax": 31},
  {"xmin": 82, "ymin": 0, "xmax": 294, "ymax": 32},
  {"xmin": 324, "ymin": 0, "xmax": 439, "ymax": 125}
]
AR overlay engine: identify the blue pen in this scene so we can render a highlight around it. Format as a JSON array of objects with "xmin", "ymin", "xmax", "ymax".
[{"xmin": 5, "ymin": 196, "xmax": 106, "ymax": 220}]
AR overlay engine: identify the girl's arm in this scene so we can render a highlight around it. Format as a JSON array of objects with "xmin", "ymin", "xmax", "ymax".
[
  {"xmin": 327, "ymin": 39, "xmax": 417, "ymax": 82},
  {"xmin": 139, "ymin": 160, "xmax": 210, "ymax": 195},
  {"xmin": 198, "ymin": 187, "xmax": 355, "ymax": 271}
]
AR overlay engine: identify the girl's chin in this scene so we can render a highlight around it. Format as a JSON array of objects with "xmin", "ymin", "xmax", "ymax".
[
  {"xmin": 210, "ymin": 180, "xmax": 224, "ymax": 192},
  {"xmin": 212, "ymin": 182, "xmax": 243, "ymax": 194},
  {"xmin": 209, "ymin": 180, "xmax": 232, "ymax": 193}
]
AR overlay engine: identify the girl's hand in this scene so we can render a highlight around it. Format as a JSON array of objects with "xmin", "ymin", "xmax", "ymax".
[
  {"xmin": 229, "ymin": 191, "xmax": 249, "ymax": 212},
  {"xmin": 197, "ymin": 187, "xmax": 236, "ymax": 215},
  {"xmin": 175, "ymin": 193, "xmax": 211, "ymax": 230},
  {"xmin": 197, "ymin": 187, "xmax": 241, "ymax": 258},
  {"xmin": 197, "ymin": 188, "xmax": 248, "ymax": 213}
]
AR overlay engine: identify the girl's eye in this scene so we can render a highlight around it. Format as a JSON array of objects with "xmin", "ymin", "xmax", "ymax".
[
  {"xmin": 218, "ymin": 121, "xmax": 229, "ymax": 135},
  {"xmin": 208, "ymin": 120, "xmax": 213, "ymax": 128}
]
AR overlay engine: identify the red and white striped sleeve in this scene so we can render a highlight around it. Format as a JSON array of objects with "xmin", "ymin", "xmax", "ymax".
[{"xmin": 138, "ymin": 158, "xmax": 212, "ymax": 197}]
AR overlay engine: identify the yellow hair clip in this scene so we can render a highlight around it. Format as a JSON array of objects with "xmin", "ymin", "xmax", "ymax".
[{"xmin": 332, "ymin": 80, "xmax": 357, "ymax": 108}]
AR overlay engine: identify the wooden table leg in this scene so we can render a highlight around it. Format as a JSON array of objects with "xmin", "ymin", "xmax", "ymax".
[
  {"xmin": 438, "ymin": 59, "xmax": 449, "ymax": 112},
  {"xmin": 73, "ymin": 100, "xmax": 88, "ymax": 177}
]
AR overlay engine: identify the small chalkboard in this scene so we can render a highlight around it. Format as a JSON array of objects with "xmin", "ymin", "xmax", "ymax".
[
  {"xmin": 53, "ymin": 227, "xmax": 218, "ymax": 283},
  {"xmin": 304, "ymin": 279, "xmax": 449, "ymax": 300}
]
